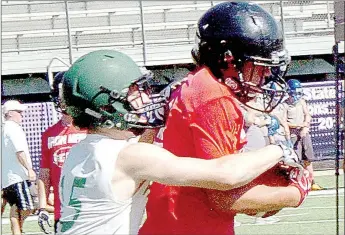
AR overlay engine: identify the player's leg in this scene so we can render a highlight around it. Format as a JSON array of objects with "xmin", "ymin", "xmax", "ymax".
[
  {"xmin": 2, "ymin": 184, "xmax": 22, "ymax": 235},
  {"xmin": 18, "ymin": 209, "xmax": 31, "ymax": 233},
  {"xmin": 1, "ymin": 191, "xmax": 8, "ymax": 215},
  {"xmin": 301, "ymin": 133, "xmax": 323, "ymax": 190},
  {"xmin": 9, "ymin": 205, "xmax": 22, "ymax": 235},
  {"xmin": 10, "ymin": 181, "xmax": 35, "ymax": 234},
  {"xmin": 290, "ymin": 130, "xmax": 302, "ymax": 160}
]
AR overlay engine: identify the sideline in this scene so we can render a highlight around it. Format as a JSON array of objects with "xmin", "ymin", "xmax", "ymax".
[
  {"xmin": 1, "ymin": 214, "xmax": 54, "ymax": 225},
  {"xmin": 309, "ymin": 188, "xmax": 344, "ymax": 196}
]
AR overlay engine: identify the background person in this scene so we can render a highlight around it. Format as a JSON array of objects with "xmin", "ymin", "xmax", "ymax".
[
  {"xmin": 269, "ymin": 81, "xmax": 292, "ymax": 146},
  {"xmin": 286, "ymin": 79, "xmax": 323, "ymax": 191},
  {"xmin": 37, "ymin": 72, "xmax": 88, "ymax": 234},
  {"xmin": 2, "ymin": 100, "xmax": 36, "ymax": 235}
]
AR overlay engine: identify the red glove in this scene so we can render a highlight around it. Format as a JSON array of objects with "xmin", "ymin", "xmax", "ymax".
[{"xmin": 288, "ymin": 167, "xmax": 312, "ymax": 206}]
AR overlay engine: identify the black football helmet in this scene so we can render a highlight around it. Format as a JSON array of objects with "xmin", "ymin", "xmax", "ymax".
[
  {"xmin": 51, "ymin": 71, "xmax": 67, "ymax": 113},
  {"xmin": 194, "ymin": 1, "xmax": 291, "ymax": 112}
]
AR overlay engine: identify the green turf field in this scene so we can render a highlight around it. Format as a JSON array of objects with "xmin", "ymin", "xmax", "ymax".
[
  {"xmin": 1, "ymin": 173, "xmax": 344, "ymax": 235},
  {"xmin": 235, "ymin": 190, "xmax": 344, "ymax": 235}
]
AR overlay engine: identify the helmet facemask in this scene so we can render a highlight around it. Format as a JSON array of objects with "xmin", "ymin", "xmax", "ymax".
[
  {"xmin": 227, "ymin": 50, "xmax": 291, "ymax": 113},
  {"xmin": 124, "ymin": 73, "xmax": 169, "ymax": 129},
  {"xmin": 53, "ymin": 83, "xmax": 68, "ymax": 114},
  {"xmin": 287, "ymin": 79, "xmax": 304, "ymax": 104},
  {"xmin": 84, "ymin": 72, "xmax": 169, "ymax": 130},
  {"xmin": 289, "ymin": 88, "xmax": 304, "ymax": 104},
  {"xmin": 195, "ymin": 33, "xmax": 290, "ymax": 113},
  {"xmin": 51, "ymin": 72, "xmax": 68, "ymax": 114}
]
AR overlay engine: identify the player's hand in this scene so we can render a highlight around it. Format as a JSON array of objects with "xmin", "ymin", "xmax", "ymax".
[
  {"xmin": 288, "ymin": 167, "xmax": 312, "ymax": 206},
  {"xmin": 286, "ymin": 139, "xmax": 294, "ymax": 149},
  {"xmin": 28, "ymin": 169, "xmax": 37, "ymax": 181},
  {"xmin": 38, "ymin": 209, "xmax": 52, "ymax": 234},
  {"xmin": 276, "ymin": 142, "xmax": 303, "ymax": 172},
  {"xmin": 263, "ymin": 115, "xmax": 272, "ymax": 125}
]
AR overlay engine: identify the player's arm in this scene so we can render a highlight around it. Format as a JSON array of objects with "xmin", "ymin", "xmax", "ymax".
[
  {"xmin": 189, "ymin": 98, "xmax": 306, "ymax": 213},
  {"xmin": 280, "ymin": 106, "xmax": 292, "ymax": 142},
  {"xmin": 16, "ymin": 151, "xmax": 33, "ymax": 172},
  {"xmin": 208, "ymin": 181, "xmax": 301, "ymax": 215},
  {"xmin": 11, "ymin": 128, "xmax": 37, "ymax": 181},
  {"xmin": 301, "ymin": 99, "xmax": 311, "ymax": 128},
  {"xmin": 118, "ymin": 143, "xmax": 284, "ymax": 191},
  {"xmin": 208, "ymin": 165, "xmax": 312, "ymax": 215},
  {"xmin": 37, "ymin": 132, "xmax": 53, "ymax": 234},
  {"xmin": 38, "ymin": 131, "xmax": 52, "ymax": 211},
  {"xmin": 273, "ymin": 111, "xmax": 291, "ymax": 144}
]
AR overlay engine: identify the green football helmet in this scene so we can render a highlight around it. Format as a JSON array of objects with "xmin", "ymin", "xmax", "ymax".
[{"xmin": 63, "ymin": 49, "xmax": 167, "ymax": 130}]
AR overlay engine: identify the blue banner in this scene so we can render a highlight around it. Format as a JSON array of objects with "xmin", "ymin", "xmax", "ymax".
[{"xmin": 302, "ymin": 81, "xmax": 344, "ymax": 161}]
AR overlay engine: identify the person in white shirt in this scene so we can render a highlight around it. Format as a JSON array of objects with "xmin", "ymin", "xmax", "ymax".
[
  {"xmin": 56, "ymin": 49, "xmax": 310, "ymax": 235},
  {"xmin": 2, "ymin": 100, "xmax": 37, "ymax": 235}
]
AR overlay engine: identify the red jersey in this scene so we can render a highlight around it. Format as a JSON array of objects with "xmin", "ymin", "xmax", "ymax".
[
  {"xmin": 140, "ymin": 67, "xmax": 247, "ymax": 235},
  {"xmin": 40, "ymin": 120, "xmax": 87, "ymax": 220}
]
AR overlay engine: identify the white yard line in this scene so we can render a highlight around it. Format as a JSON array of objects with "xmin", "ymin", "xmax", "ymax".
[
  {"xmin": 309, "ymin": 188, "xmax": 344, "ymax": 196},
  {"xmin": 239, "ymin": 218, "xmax": 344, "ymax": 226},
  {"xmin": 275, "ymin": 213, "xmax": 309, "ymax": 218},
  {"xmin": 1, "ymin": 214, "xmax": 54, "ymax": 225}
]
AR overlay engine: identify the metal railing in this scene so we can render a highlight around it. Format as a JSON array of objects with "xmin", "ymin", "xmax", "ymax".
[{"xmin": 1, "ymin": 1, "xmax": 336, "ymax": 66}]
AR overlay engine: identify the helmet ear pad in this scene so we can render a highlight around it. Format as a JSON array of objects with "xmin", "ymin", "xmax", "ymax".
[{"xmin": 198, "ymin": 40, "xmax": 240, "ymax": 79}]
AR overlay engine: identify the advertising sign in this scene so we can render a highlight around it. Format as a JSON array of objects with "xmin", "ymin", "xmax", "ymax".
[{"xmin": 302, "ymin": 81, "xmax": 344, "ymax": 160}]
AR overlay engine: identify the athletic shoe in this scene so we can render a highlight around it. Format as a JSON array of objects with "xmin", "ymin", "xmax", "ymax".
[{"xmin": 311, "ymin": 183, "xmax": 323, "ymax": 191}]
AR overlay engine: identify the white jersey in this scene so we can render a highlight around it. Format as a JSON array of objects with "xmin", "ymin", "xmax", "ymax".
[
  {"xmin": 1, "ymin": 120, "xmax": 32, "ymax": 188},
  {"xmin": 57, "ymin": 134, "xmax": 149, "ymax": 235}
]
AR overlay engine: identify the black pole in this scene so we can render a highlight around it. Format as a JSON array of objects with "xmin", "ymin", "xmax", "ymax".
[{"xmin": 333, "ymin": 42, "xmax": 342, "ymax": 235}]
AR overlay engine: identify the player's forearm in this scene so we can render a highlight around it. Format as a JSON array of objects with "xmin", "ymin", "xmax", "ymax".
[
  {"xmin": 218, "ymin": 145, "xmax": 283, "ymax": 189},
  {"xmin": 281, "ymin": 123, "xmax": 291, "ymax": 139},
  {"xmin": 229, "ymin": 185, "xmax": 301, "ymax": 214},
  {"xmin": 16, "ymin": 151, "xmax": 33, "ymax": 170}
]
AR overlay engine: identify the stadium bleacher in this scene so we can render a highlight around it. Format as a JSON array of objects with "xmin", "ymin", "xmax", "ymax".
[{"xmin": 1, "ymin": 0, "xmax": 339, "ymax": 75}]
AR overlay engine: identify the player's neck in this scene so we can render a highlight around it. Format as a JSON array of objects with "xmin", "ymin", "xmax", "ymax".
[{"xmin": 60, "ymin": 115, "xmax": 73, "ymax": 127}]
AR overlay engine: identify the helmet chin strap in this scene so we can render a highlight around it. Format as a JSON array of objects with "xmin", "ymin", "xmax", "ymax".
[{"xmin": 222, "ymin": 74, "xmax": 280, "ymax": 113}]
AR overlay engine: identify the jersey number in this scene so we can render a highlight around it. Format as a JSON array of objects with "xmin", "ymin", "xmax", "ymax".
[{"xmin": 60, "ymin": 176, "xmax": 86, "ymax": 232}]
